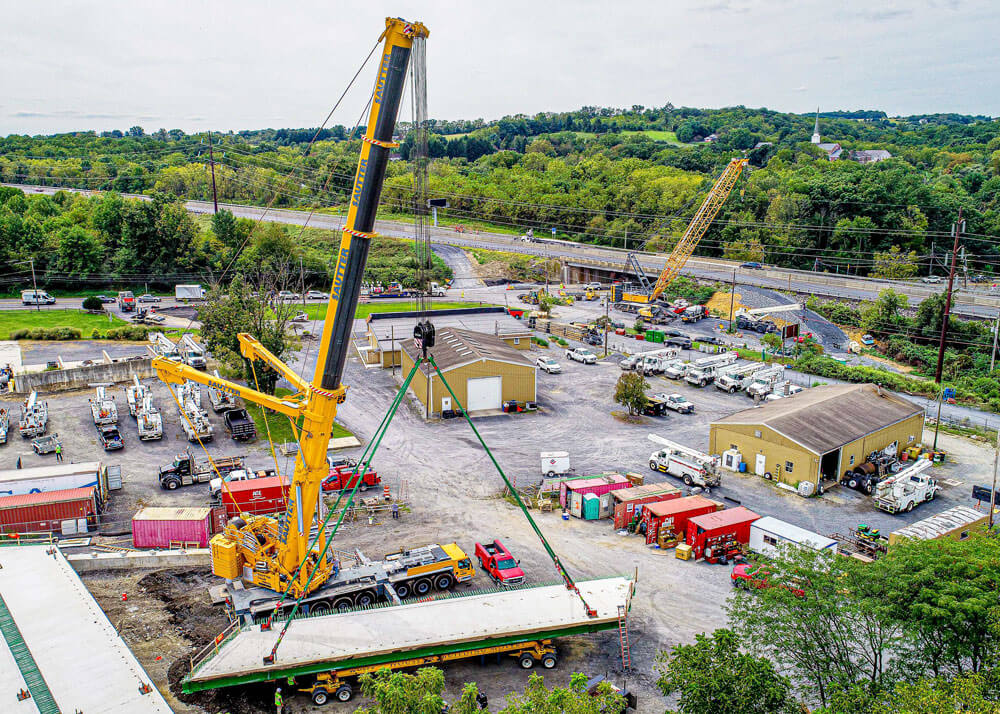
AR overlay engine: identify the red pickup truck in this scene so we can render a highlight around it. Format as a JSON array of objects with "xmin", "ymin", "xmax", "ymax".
[
  {"xmin": 321, "ymin": 464, "xmax": 381, "ymax": 492},
  {"xmin": 474, "ymin": 540, "xmax": 525, "ymax": 586}
]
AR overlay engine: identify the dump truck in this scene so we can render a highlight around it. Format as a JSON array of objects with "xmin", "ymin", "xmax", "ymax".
[
  {"xmin": 745, "ymin": 366, "xmax": 785, "ymax": 399},
  {"xmin": 873, "ymin": 459, "xmax": 939, "ymax": 514},
  {"xmin": 223, "ymin": 408, "xmax": 256, "ymax": 442},
  {"xmin": 647, "ymin": 434, "xmax": 721, "ymax": 488},
  {"xmin": 89, "ymin": 385, "xmax": 118, "ymax": 426},
  {"xmin": 714, "ymin": 362, "xmax": 767, "ymax": 394},
  {"xmin": 18, "ymin": 392, "xmax": 48, "ymax": 438},
  {"xmin": 159, "ymin": 450, "xmax": 244, "ymax": 490}
]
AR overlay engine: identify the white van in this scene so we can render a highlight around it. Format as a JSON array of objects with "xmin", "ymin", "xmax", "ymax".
[{"xmin": 21, "ymin": 290, "xmax": 55, "ymax": 305}]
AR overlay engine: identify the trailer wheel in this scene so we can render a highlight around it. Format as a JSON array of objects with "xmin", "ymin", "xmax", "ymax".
[
  {"xmin": 414, "ymin": 578, "xmax": 432, "ymax": 596},
  {"xmin": 547, "ymin": 470, "xmax": 556, "ymax": 478},
  {"xmin": 434, "ymin": 574, "xmax": 454, "ymax": 591},
  {"xmin": 519, "ymin": 654, "xmax": 535, "ymax": 669},
  {"xmin": 541, "ymin": 653, "xmax": 558, "ymax": 669},
  {"xmin": 394, "ymin": 582, "xmax": 410, "ymax": 599},
  {"xmin": 333, "ymin": 597, "xmax": 354, "ymax": 612},
  {"xmin": 310, "ymin": 600, "xmax": 331, "ymax": 616},
  {"xmin": 355, "ymin": 591, "xmax": 376, "ymax": 607},
  {"xmin": 335, "ymin": 684, "xmax": 353, "ymax": 702},
  {"xmin": 311, "ymin": 688, "xmax": 329, "ymax": 705}
]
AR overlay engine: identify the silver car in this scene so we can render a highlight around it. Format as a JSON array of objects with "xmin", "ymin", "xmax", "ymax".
[{"xmin": 535, "ymin": 356, "xmax": 562, "ymax": 374}]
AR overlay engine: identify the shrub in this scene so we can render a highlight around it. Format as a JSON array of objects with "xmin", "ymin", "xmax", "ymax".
[
  {"xmin": 532, "ymin": 336, "xmax": 549, "ymax": 347},
  {"xmin": 8, "ymin": 327, "xmax": 82, "ymax": 340},
  {"xmin": 104, "ymin": 325, "xmax": 150, "ymax": 341},
  {"xmin": 81, "ymin": 296, "xmax": 104, "ymax": 311}
]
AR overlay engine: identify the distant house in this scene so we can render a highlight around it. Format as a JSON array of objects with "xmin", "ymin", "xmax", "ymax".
[
  {"xmin": 753, "ymin": 141, "xmax": 773, "ymax": 150},
  {"xmin": 816, "ymin": 142, "xmax": 843, "ymax": 161},
  {"xmin": 704, "ymin": 133, "xmax": 719, "ymax": 143},
  {"xmin": 851, "ymin": 149, "xmax": 893, "ymax": 164}
]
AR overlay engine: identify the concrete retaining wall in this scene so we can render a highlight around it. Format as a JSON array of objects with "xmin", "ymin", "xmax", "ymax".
[
  {"xmin": 67, "ymin": 548, "xmax": 211, "ymax": 572},
  {"xmin": 12, "ymin": 357, "xmax": 155, "ymax": 394}
]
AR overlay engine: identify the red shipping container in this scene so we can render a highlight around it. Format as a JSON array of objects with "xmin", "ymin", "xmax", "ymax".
[
  {"xmin": 642, "ymin": 495, "xmax": 722, "ymax": 545},
  {"xmin": 0, "ymin": 487, "xmax": 97, "ymax": 534},
  {"xmin": 685, "ymin": 506, "xmax": 761, "ymax": 558},
  {"xmin": 611, "ymin": 483, "xmax": 682, "ymax": 530},
  {"xmin": 132, "ymin": 507, "xmax": 218, "ymax": 549},
  {"xmin": 222, "ymin": 475, "xmax": 290, "ymax": 517},
  {"xmin": 560, "ymin": 474, "xmax": 632, "ymax": 518}
]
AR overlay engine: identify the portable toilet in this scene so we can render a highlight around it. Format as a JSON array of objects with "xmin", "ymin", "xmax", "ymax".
[{"xmin": 582, "ymin": 493, "xmax": 601, "ymax": 520}]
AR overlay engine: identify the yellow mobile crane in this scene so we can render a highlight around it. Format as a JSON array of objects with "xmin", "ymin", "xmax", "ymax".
[
  {"xmin": 151, "ymin": 18, "xmax": 429, "ymax": 603},
  {"xmin": 620, "ymin": 157, "xmax": 747, "ymax": 305}
]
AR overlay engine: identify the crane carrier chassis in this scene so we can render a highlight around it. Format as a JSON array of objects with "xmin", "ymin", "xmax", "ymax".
[{"xmin": 183, "ymin": 575, "xmax": 634, "ymax": 694}]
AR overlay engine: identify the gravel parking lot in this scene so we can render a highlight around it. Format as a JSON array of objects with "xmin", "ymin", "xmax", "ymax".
[{"xmin": 2, "ymin": 320, "xmax": 994, "ymax": 713}]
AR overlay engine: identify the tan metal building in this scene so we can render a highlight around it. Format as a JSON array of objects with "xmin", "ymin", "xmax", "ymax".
[
  {"xmin": 888, "ymin": 505, "xmax": 988, "ymax": 546},
  {"xmin": 400, "ymin": 327, "xmax": 536, "ymax": 417},
  {"xmin": 710, "ymin": 384, "xmax": 925, "ymax": 492},
  {"xmin": 359, "ymin": 307, "xmax": 531, "ymax": 368}
]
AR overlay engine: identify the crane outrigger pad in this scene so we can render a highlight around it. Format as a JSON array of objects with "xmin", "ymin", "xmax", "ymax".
[{"xmin": 184, "ymin": 576, "xmax": 634, "ymax": 692}]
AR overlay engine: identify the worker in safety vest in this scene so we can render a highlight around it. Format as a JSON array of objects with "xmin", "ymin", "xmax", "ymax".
[
  {"xmin": 274, "ymin": 687, "xmax": 283, "ymax": 714},
  {"xmin": 55, "ymin": 444, "xmax": 63, "ymax": 463}
]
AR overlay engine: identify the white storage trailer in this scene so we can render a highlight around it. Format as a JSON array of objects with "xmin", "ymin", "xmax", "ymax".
[
  {"xmin": 540, "ymin": 451, "xmax": 570, "ymax": 477},
  {"xmin": 176, "ymin": 284, "xmax": 206, "ymax": 300},
  {"xmin": 0, "ymin": 461, "xmax": 110, "ymax": 501},
  {"xmin": 749, "ymin": 516, "xmax": 838, "ymax": 557}
]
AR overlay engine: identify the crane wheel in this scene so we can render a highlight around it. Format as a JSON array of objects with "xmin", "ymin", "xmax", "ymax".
[
  {"xmin": 541, "ymin": 654, "xmax": 558, "ymax": 669},
  {"xmin": 394, "ymin": 583, "xmax": 410, "ymax": 599},
  {"xmin": 519, "ymin": 654, "xmax": 535, "ymax": 669},
  {"xmin": 334, "ymin": 597, "xmax": 354, "ymax": 612},
  {"xmin": 311, "ymin": 689, "xmax": 329, "ymax": 705},
  {"xmin": 310, "ymin": 601, "xmax": 331, "ymax": 615},
  {"xmin": 434, "ymin": 574, "xmax": 454, "ymax": 591},
  {"xmin": 414, "ymin": 578, "xmax": 432, "ymax": 596},
  {"xmin": 335, "ymin": 684, "xmax": 353, "ymax": 702},
  {"xmin": 355, "ymin": 591, "xmax": 376, "ymax": 607}
]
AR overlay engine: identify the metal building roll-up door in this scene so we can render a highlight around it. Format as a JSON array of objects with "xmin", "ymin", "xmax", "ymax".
[{"xmin": 466, "ymin": 376, "xmax": 502, "ymax": 411}]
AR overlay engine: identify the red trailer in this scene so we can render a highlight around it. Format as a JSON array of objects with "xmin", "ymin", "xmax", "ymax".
[
  {"xmin": 221, "ymin": 476, "xmax": 290, "ymax": 517},
  {"xmin": 611, "ymin": 483, "xmax": 681, "ymax": 530},
  {"xmin": 559, "ymin": 473, "xmax": 632, "ymax": 518},
  {"xmin": 642, "ymin": 495, "xmax": 722, "ymax": 545},
  {"xmin": 0, "ymin": 487, "xmax": 98, "ymax": 535},
  {"xmin": 132, "ymin": 506, "xmax": 226, "ymax": 549},
  {"xmin": 685, "ymin": 506, "xmax": 761, "ymax": 559}
]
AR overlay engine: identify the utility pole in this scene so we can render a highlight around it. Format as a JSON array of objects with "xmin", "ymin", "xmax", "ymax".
[
  {"xmin": 624, "ymin": 226, "xmax": 628, "ymax": 252},
  {"xmin": 603, "ymin": 295, "xmax": 609, "ymax": 358},
  {"xmin": 728, "ymin": 268, "xmax": 737, "ymax": 332},
  {"xmin": 990, "ymin": 427, "xmax": 999, "ymax": 529},
  {"xmin": 933, "ymin": 209, "xmax": 963, "ymax": 384},
  {"xmin": 960, "ymin": 246, "xmax": 968, "ymax": 290},
  {"xmin": 987, "ymin": 309, "xmax": 1000, "ymax": 373},
  {"xmin": 208, "ymin": 130, "xmax": 219, "ymax": 214},
  {"xmin": 929, "ymin": 242, "xmax": 935, "ymax": 277},
  {"xmin": 28, "ymin": 258, "xmax": 38, "ymax": 312}
]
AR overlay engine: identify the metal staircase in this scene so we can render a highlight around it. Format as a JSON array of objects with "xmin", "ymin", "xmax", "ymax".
[{"xmin": 0, "ymin": 592, "xmax": 61, "ymax": 713}]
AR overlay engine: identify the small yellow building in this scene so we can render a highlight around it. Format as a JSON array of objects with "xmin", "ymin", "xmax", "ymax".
[
  {"xmin": 400, "ymin": 328, "xmax": 536, "ymax": 417},
  {"xmin": 710, "ymin": 384, "xmax": 924, "ymax": 493}
]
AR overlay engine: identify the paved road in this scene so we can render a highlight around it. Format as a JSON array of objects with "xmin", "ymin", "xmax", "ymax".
[{"xmin": 8, "ymin": 183, "xmax": 999, "ymax": 320}]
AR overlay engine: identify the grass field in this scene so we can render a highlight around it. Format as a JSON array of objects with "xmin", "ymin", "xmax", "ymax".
[
  {"xmin": 621, "ymin": 129, "xmax": 683, "ymax": 144},
  {"xmin": 0, "ymin": 309, "xmax": 128, "ymax": 339}
]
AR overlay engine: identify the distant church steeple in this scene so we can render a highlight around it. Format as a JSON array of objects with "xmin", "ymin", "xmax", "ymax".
[{"xmin": 811, "ymin": 108, "xmax": 821, "ymax": 144}]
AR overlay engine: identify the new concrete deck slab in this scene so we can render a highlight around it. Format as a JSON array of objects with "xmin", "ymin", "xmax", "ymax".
[
  {"xmin": 189, "ymin": 576, "xmax": 633, "ymax": 688},
  {"xmin": 0, "ymin": 544, "xmax": 172, "ymax": 713}
]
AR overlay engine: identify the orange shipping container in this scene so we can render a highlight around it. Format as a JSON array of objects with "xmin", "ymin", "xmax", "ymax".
[{"xmin": 611, "ymin": 483, "xmax": 682, "ymax": 530}]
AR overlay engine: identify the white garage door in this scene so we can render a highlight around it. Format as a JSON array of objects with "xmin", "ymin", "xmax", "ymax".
[{"xmin": 466, "ymin": 376, "xmax": 502, "ymax": 411}]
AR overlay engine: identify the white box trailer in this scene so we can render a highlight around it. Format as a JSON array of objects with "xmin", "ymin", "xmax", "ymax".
[
  {"xmin": 749, "ymin": 516, "xmax": 838, "ymax": 557},
  {"xmin": 540, "ymin": 451, "xmax": 570, "ymax": 477},
  {"xmin": 176, "ymin": 284, "xmax": 206, "ymax": 301},
  {"xmin": 0, "ymin": 461, "xmax": 109, "ymax": 501}
]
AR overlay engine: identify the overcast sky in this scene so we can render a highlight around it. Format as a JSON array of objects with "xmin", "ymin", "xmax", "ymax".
[{"xmin": 2, "ymin": 0, "xmax": 998, "ymax": 136}]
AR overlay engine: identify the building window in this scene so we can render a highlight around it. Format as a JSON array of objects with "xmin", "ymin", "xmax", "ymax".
[
  {"xmin": 960, "ymin": 530, "xmax": 970, "ymax": 540},
  {"xmin": 754, "ymin": 430, "xmax": 762, "ymax": 438},
  {"xmin": 908, "ymin": 435, "xmax": 915, "ymax": 443},
  {"xmin": 763, "ymin": 535, "xmax": 778, "ymax": 546},
  {"xmin": 849, "ymin": 455, "xmax": 855, "ymax": 465},
  {"xmin": 513, "ymin": 337, "xmax": 520, "ymax": 345},
  {"xmin": 730, "ymin": 444, "xmax": 738, "ymax": 451},
  {"xmin": 785, "ymin": 461, "xmax": 794, "ymax": 473}
]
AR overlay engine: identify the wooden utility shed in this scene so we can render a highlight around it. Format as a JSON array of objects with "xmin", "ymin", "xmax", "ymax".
[
  {"xmin": 710, "ymin": 384, "xmax": 924, "ymax": 492},
  {"xmin": 400, "ymin": 328, "xmax": 536, "ymax": 418}
]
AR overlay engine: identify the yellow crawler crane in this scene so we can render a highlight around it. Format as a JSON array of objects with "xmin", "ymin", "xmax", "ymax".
[
  {"xmin": 621, "ymin": 157, "xmax": 747, "ymax": 304},
  {"xmin": 151, "ymin": 17, "xmax": 429, "ymax": 601}
]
